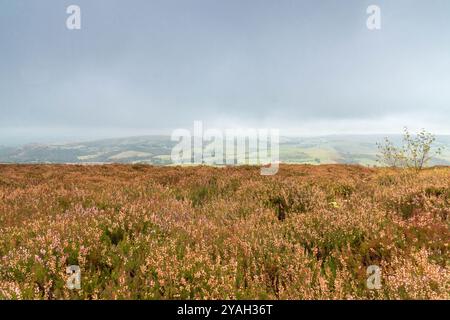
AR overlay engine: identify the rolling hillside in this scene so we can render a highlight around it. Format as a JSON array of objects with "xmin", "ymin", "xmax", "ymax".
[{"xmin": 1, "ymin": 135, "xmax": 450, "ymax": 166}]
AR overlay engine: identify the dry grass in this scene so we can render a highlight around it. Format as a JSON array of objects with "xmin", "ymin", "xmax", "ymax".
[{"xmin": 0, "ymin": 164, "xmax": 448, "ymax": 299}]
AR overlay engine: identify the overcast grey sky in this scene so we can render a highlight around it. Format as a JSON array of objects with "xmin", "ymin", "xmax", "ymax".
[{"xmin": 1, "ymin": 0, "xmax": 449, "ymax": 144}]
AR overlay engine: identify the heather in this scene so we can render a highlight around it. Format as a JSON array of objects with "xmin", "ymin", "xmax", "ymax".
[{"xmin": 0, "ymin": 164, "xmax": 448, "ymax": 299}]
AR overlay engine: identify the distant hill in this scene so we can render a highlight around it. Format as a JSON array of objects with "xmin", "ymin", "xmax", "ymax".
[{"xmin": 1, "ymin": 135, "xmax": 449, "ymax": 166}]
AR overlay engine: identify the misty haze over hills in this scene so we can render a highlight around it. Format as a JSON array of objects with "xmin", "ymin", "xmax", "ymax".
[
  {"xmin": 2, "ymin": 1, "xmax": 450, "ymax": 142},
  {"xmin": 1, "ymin": 135, "xmax": 449, "ymax": 166}
]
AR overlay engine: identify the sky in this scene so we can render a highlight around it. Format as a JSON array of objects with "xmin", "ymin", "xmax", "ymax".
[{"xmin": 0, "ymin": 0, "xmax": 449, "ymax": 145}]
